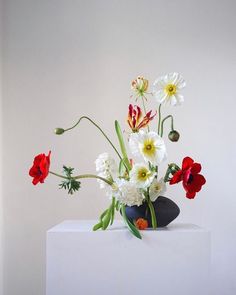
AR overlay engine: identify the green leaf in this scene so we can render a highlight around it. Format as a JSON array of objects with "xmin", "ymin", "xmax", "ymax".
[
  {"xmin": 99, "ymin": 209, "xmax": 108, "ymax": 222},
  {"xmin": 93, "ymin": 222, "xmax": 103, "ymax": 231},
  {"xmin": 115, "ymin": 200, "xmax": 120, "ymax": 211},
  {"xmin": 59, "ymin": 165, "xmax": 81, "ymax": 195},
  {"xmin": 102, "ymin": 208, "xmax": 112, "ymax": 230},
  {"xmin": 115, "ymin": 121, "xmax": 132, "ymax": 171},
  {"xmin": 121, "ymin": 205, "xmax": 142, "ymax": 239}
]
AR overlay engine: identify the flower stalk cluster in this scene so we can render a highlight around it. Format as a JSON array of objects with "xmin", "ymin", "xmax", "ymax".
[{"xmin": 29, "ymin": 72, "xmax": 206, "ymax": 239}]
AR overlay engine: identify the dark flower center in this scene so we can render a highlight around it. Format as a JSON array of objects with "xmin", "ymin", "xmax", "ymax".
[
  {"xmin": 187, "ymin": 174, "xmax": 193, "ymax": 184},
  {"xmin": 37, "ymin": 167, "xmax": 42, "ymax": 176}
]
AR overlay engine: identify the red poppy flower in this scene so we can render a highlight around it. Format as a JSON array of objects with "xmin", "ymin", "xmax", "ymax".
[
  {"xmin": 170, "ymin": 157, "xmax": 206, "ymax": 199},
  {"xmin": 127, "ymin": 104, "xmax": 156, "ymax": 132},
  {"xmin": 29, "ymin": 151, "xmax": 51, "ymax": 185}
]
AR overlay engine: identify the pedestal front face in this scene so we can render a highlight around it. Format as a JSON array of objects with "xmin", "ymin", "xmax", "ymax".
[{"xmin": 46, "ymin": 220, "xmax": 210, "ymax": 295}]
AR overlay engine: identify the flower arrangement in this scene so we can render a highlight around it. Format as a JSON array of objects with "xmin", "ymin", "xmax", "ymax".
[{"xmin": 29, "ymin": 72, "xmax": 206, "ymax": 239}]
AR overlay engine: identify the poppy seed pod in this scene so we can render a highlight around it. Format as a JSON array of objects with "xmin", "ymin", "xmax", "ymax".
[
  {"xmin": 54, "ymin": 128, "xmax": 65, "ymax": 135},
  {"xmin": 168, "ymin": 130, "xmax": 180, "ymax": 142}
]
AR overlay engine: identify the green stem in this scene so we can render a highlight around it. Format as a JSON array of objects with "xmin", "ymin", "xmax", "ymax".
[
  {"xmin": 164, "ymin": 167, "xmax": 171, "ymax": 183},
  {"xmin": 142, "ymin": 97, "xmax": 150, "ymax": 132},
  {"xmin": 62, "ymin": 116, "xmax": 123, "ymax": 161},
  {"xmin": 146, "ymin": 190, "xmax": 157, "ymax": 229},
  {"xmin": 160, "ymin": 115, "xmax": 174, "ymax": 137},
  {"xmin": 157, "ymin": 104, "xmax": 162, "ymax": 135},
  {"xmin": 115, "ymin": 120, "xmax": 131, "ymax": 171},
  {"xmin": 155, "ymin": 165, "xmax": 158, "ymax": 179},
  {"xmin": 49, "ymin": 171, "xmax": 114, "ymax": 186},
  {"xmin": 142, "ymin": 97, "xmax": 147, "ymax": 114}
]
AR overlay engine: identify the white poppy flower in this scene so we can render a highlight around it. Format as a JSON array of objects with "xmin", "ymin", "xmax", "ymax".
[
  {"xmin": 149, "ymin": 178, "xmax": 166, "ymax": 202},
  {"xmin": 130, "ymin": 163, "xmax": 155, "ymax": 189},
  {"xmin": 129, "ymin": 130, "xmax": 167, "ymax": 165},
  {"xmin": 153, "ymin": 72, "xmax": 186, "ymax": 106}
]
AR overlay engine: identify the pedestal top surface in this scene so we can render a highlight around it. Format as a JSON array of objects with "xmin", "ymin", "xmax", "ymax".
[{"xmin": 48, "ymin": 220, "xmax": 209, "ymax": 233}]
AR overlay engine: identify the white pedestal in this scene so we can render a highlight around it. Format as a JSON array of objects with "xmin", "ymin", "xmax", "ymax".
[{"xmin": 46, "ymin": 220, "xmax": 210, "ymax": 295}]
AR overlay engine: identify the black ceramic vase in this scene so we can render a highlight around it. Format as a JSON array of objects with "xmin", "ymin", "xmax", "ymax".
[{"xmin": 125, "ymin": 196, "xmax": 180, "ymax": 227}]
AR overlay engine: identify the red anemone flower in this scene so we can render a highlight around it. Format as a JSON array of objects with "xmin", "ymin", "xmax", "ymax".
[
  {"xmin": 170, "ymin": 157, "xmax": 206, "ymax": 199},
  {"xmin": 29, "ymin": 151, "xmax": 51, "ymax": 185},
  {"xmin": 127, "ymin": 104, "xmax": 156, "ymax": 132}
]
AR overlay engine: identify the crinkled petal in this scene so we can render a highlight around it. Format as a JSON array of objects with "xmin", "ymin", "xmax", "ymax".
[
  {"xmin": 191, "ymin": 163, "xmax": 202, "ymax": 174},
  {"xmin": 186, "ymin": 191, "xmax": 196, "ymax": 199},
  {"xmin": 170, "ymin": 170, "xmax": 183, "ymax": 184},
  {"xmin": 182, "ymin": 157, "xmax": 194, "ymax": 170}
]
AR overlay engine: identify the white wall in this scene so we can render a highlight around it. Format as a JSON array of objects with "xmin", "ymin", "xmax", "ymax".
[
  {"xmin": 0, "ymin": 0, "xmax": 3, "ymax": 294},
  {"xmin": 2, "ymin": 0, "xmax": 236, "ymax": 294}
]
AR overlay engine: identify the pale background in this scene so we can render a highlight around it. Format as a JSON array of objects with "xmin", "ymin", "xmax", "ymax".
[{"xmin": 1, "ymin": 0, "xmax": 236, "ymax": 294}]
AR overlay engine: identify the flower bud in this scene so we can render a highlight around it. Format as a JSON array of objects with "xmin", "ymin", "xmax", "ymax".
[
  {"xmin": 168, "ymin": 130, "xmax": 180, "ymax": 142},
  {"xmin": 54, "ymin": 128, "xmax": 65, "ymax": 135}
]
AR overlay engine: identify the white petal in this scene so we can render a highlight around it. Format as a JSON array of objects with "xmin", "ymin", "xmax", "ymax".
[
  {"xmin": 167, "ymin": 72, "xmax": 178, "ymax": 84},
  {"xmin": 176, "ymin": 76, "xmax": 186, "ymax": 88},
  {"xmin": 153, "ymin": 76, "xmax": 166, "ymax": 88},
  {"xmin": 169, "ymin": 95, "xmax": 178, "ymax": 106},
  {"xmin": 175, "ymin": 94, "xmax": 184, "ymax": 105},
  {"xmin": 154, "ymin": 90, "xmax": 168, "ymax": 104}
]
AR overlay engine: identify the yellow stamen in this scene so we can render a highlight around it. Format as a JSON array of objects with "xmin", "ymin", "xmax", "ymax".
[
  {"xmin": 165, "ymin": 84, "xmax": 177, "ymax": 96},
  {"xmin": 137, "ymin": 168, "xmax": 149, "ymax": 181},
  {"xmin": 142, "ymin": 139, "xmax": 156, "ymax": 158}
]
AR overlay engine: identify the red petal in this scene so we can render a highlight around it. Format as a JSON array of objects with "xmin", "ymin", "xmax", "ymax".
[
  {"xmin": 29, "ymin": 166, "xmax": 39, "ymax": 177},
  {"xmin": 183, "ymin": 174, "xmax": 206, "ymax": 194},
  {"xmin": 33, "ymin": 154, "xmax": 44, "ymax": 165},
  {"xmin": 32, "ymin": 177, "xmax": 40, "ymax": 185},
  {"xmin": 193, "ymin": 174, "xmax": 206, "ymax": 191},
  {"xmin": 191, "ymin": 163, "xmax": 201, "ymax": 174},
  {"xmin": 146, "ymin": 110, "xmax": 152, "ymax": 118},
  {"xmin": 127, "ymin": 120, "xmax": 133, "ymax": 129},
  {"xmin": 183, "ymin": 169, "xmax": 191, "ymax": 184},
  {"xmin": 136, "ymin": 106, "xmax": 142, "ymax": 121},
  {"xmin": 182, "ymin": 157, "xmax": 194, "ymax": 170},
  {"xmin": 128, "ymin": 104, "xmax": 133, "ymax": 121},
  {"xmin": 169, "ymin": 170, "xmax": 183, "ymax": 184},
  {"xmin": 186, "ymin": 191, "xmax": 196, "ymax": 199}
]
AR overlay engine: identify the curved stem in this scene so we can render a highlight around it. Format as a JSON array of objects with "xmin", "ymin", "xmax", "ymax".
[
  {"xmin": 157, "ymin": 104, "xmax": 162, "ymax": 135},
  {"xmin": 49, "ymin": 171, "xmax": 113, "ymax": 186},
  {"xmin": 141, "ymin": 97, "xmax": 150, "ymax": 132},
  {"xmin": 49, "ymin": 171, "xmax": 68, "ymax": 179},
  {"xmin": 74, "ymin": 174, "xmax": 113, "ymax": 186},
  {"xmin": 63, "ymin": 116, "xmax": 123, "ymax": 161},
  {"xmin": 160, "ymin": 115, "xmax": 174, "ymax": 137}
]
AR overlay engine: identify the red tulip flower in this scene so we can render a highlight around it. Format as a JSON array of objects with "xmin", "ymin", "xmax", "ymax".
[
  {"xmin": 29, "ymin": 151, "xmax": 51, "ymax": 185},
  {"xmin": 170, "ymin": 157, "xmax": 206, "ymax": 199},
  {"xmin": 127, "ymin": 104, "xmax": 156, "ymax": 132}
]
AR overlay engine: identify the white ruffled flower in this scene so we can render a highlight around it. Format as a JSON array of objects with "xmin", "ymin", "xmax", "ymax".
[
  {"xmin": 149, "ymin": 178, "xmax": 166, "ymax": 202},
  {"xmin": 153, "ymin": 72, "xmax": 186, "ymax": 106},
  {"xmin": 130, "ymin": 163, "xmax": 155, "ymax": 189},
  {"xmin": 129, "ymin": 130, "xmax": 167, "ymax": 165},
  {"xmin": 114, "ymin": 179, "xmax": 144, "ymax": 207},
  {"xmin": 95, "ymin": 153, "xmax": 118, "ymax": 189}
]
